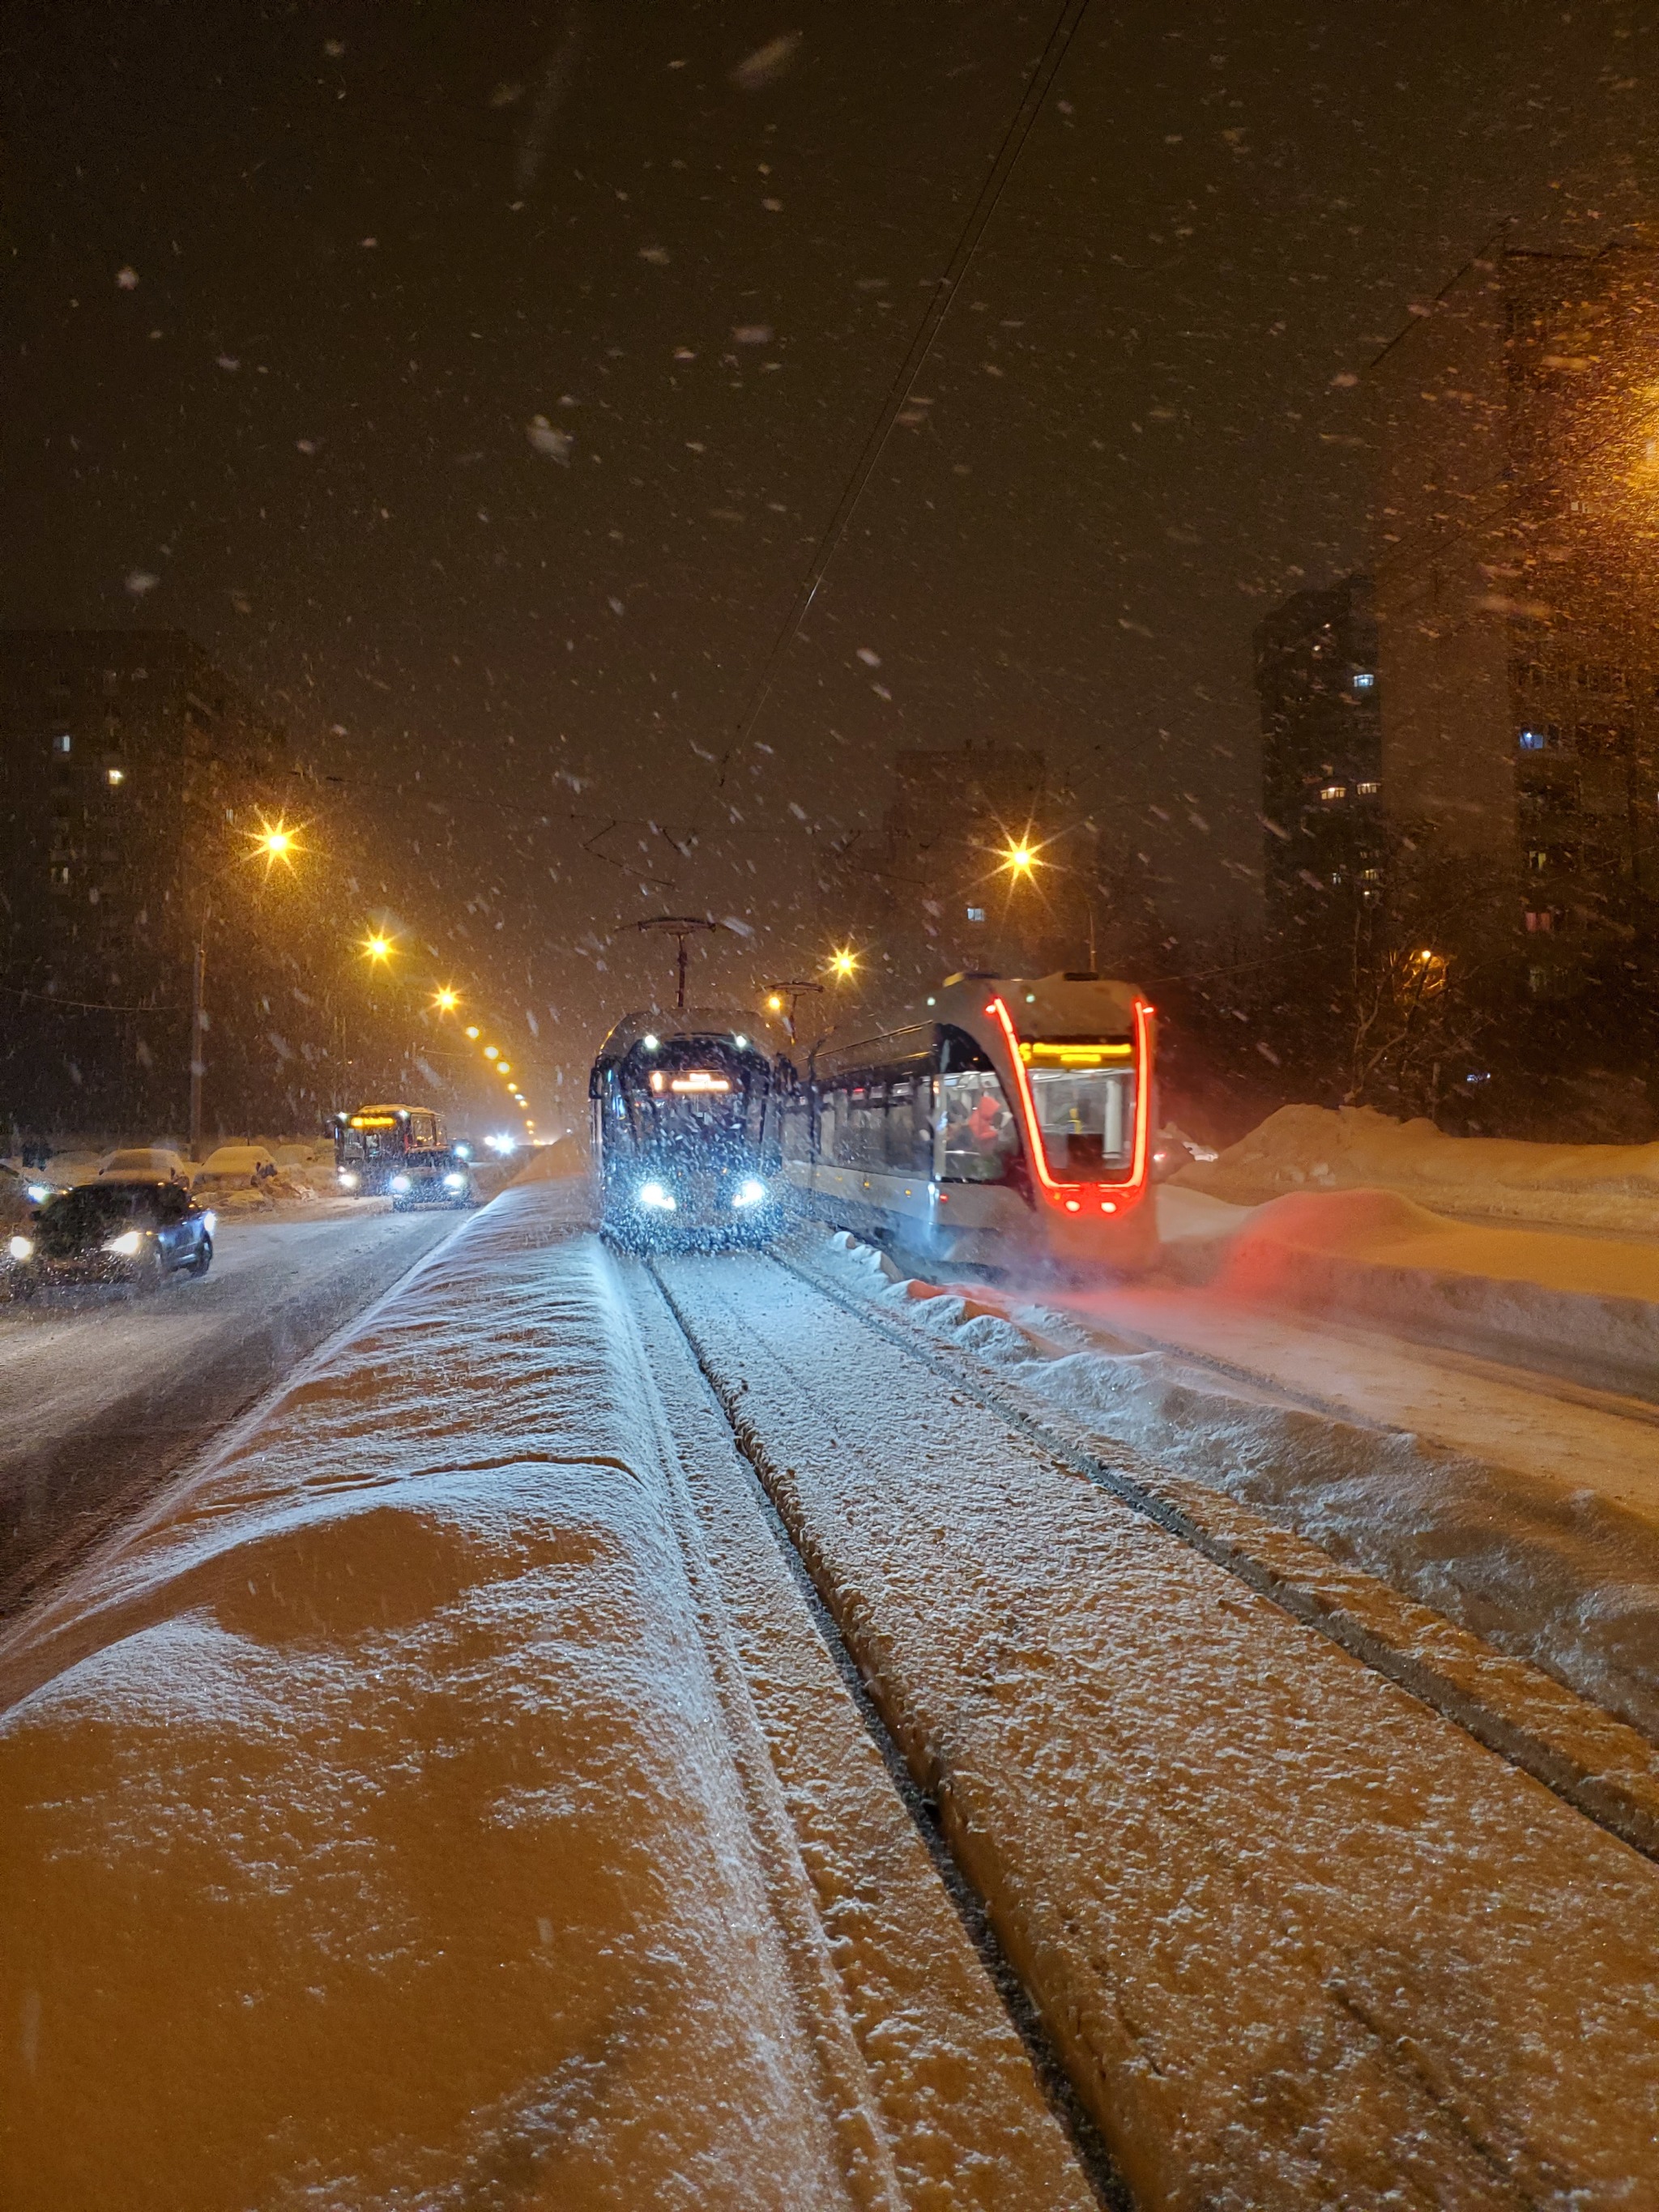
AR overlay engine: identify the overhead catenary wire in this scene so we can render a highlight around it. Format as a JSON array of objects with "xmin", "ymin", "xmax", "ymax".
[{"xmin": 723, "ymin": 0, "xmax": 1094, "ymax": 780}]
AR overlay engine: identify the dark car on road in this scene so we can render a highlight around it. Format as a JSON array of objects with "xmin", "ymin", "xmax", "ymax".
[
  {"xmin": 387, "ymin": 1149, "xmax": 478, "ymax": 1212},
  {"xmin": 6, "ymin": 1175, "xmax": 215, "ymax": 1296}
]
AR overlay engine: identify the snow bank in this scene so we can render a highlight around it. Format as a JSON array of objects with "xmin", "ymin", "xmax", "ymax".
[
  {"xmin": 0, "ymin": 1190, "xmax": 893, "ymax": 2210},
  {"xmin": 1181, "ymin": 1100, "xmax": 1659, "ymax": 1232},
  {"xmin": 1214, "ymin": 1186, "xmax": 1659, "ymax": 1387}
]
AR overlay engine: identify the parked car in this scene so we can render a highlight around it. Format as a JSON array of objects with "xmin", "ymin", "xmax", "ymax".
[
  {"xmin": 194, "ymin": 1144, "xmax": 281, "ymax": 1198},
  {"xmin": 97, "ymin": 1145, "xmax": 195, "ymax": 1187},
  {"xmin": 388, "ymin": 1149, "xmax": 480, "ymax": 1212},
  {"xmin": 7, "ymin": 1175, "xmax": 215, "ymax": 1295}
]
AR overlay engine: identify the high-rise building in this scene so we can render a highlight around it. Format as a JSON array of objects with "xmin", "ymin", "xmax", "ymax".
[
  {"xmin": 1370, "ymin": 237, "xmax": 1659, "ymax": 1004},
  {"xmin": 1255, "ymin": 576, "xmax": 1384, "ymax": 950},
  {"xmin": 0, "ymin": 629, "xmax": 288, "ymax": 1129}
]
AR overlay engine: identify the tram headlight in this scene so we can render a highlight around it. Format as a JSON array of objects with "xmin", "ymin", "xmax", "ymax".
[
  {"xmin": 338, "ymin": 1170, "xmax": 360, "ymax": 1189},
  {"xmin": 638, "ymin": 1181, "xmax": 676, "ymax": 1212},
  {"xmin": 731, "ymin": 1178, "xmax": 768, "ymax": 1210},
  {"xmin": 442, "ymin": 1172, "xmax": 466, "ymax": 1191},
  {"xmin": 7, "ymin": 1235, "xmax": 32, "ymax": 1262},
  {"xmin": 389, "ymin": 1173, "xmax": 412, "ymax": 1194}
]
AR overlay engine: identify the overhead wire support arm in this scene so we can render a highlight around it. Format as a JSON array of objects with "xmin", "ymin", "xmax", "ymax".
[{"xmin": 723, "ymin": 0, "xmax": 1094, "ymax": 778}]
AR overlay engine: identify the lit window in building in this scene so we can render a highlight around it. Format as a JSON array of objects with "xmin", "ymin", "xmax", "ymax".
[
  {"xmin": 1319, "ymin": 783, "xmax": 1346, "ymax": 802},
  {"xmin": 1358, "ymin": 867, "xmax": 1383, "ymax": 883},
  {"xmin": 966, "ymin": 906, "xmax": 986, "ymax": 923},
  {"xmin": 1525, "ymin": 910, "xmax": 1555, "ymax": 933},
  {"xmin": 1355, "ymin": 780, "xmax": 1380, "ymax": 795},
  {"xmin": 1518, "ymin": 729, "xmax": 1548, "ymax": 752},
  {"xmin": 106, "ymin": 766, "xmax": 125, "ymax": 786},
  {"xmin": 1351, "ymin": 671, "xmax": 1375, "ymax": 691},
  {"xmin": 53, "ymin": 732, "xmax": 71, "ymax": 754}
]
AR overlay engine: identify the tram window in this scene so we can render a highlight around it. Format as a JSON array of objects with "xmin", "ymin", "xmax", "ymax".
[
  {"xmin": 1027, "ymin": 1067, "xmax": 1136, "ymax": 1175},
  {"xmin": 940, "ymin": 1068, "xmax": 1018, "ymax": 1183}
]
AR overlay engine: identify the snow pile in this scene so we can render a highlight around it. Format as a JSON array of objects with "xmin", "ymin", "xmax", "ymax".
[
  {"xmin": 811, "ymin": 1231, "xmax": 1659, "ymax": 1744},
  {"xmin": 0, "ymin": 1191, "xmax": 893, "ymax": 2210},
  {"xmin": 1180, "ymin": 1101, "xmax": 1659, "ymax": 1232},
  {"xmin": 1213, "ymin": 1186, "xmax": 1659, "ymax": 1387}
]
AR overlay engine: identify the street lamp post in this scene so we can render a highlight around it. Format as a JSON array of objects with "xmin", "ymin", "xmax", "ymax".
[{"xmin": 187, "ymin": 819, "xmax": 299, "ymax": 1157}]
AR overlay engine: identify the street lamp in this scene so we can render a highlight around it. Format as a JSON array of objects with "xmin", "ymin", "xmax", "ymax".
[
  {"xmin": 830, "ymin": 948, "xmax": 858, "ymax": 979},
  {"xmin": 433, "ymin": 986, "xmax": 459, "ymax": 1013},
  {"xmin": 363, "ymin": 931, "xmax": 393, "ymax": 964},
  {"xmin": 484, "ymin": 1044, "xmax": 499, "ymax": 1060},
  {"xmin": 998, "ymin": 835, "xmax": 1099, "ymax": 969}
]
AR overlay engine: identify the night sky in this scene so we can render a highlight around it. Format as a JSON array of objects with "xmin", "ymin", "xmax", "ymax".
[{"xmin": 5, "ymin": 1, "xmax": 1651, "ymax": 1115}]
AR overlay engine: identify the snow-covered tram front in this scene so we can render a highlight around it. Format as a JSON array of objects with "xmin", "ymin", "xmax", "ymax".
[
  {"xmin": 782, "ymin": 973, "xmax": 1158, "ymax": 1275},
  {"xmin": 590, "ymin": 1010, "xmax": 787, "ymax": 1247}
]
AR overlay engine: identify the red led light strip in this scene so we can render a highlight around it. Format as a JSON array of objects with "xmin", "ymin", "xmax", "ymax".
[{"xmin": 985, "ymin": 995, "xmax": 1153, "ymax": 1208}]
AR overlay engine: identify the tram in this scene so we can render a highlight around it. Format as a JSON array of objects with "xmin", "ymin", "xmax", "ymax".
[
  {"xmin": 590, "ymin": 1009, "xmax": 787, "ymax": 1246},
  {"xmin": 780, "ymin": 972, "xmax": 1158, "ymax": 1274}
]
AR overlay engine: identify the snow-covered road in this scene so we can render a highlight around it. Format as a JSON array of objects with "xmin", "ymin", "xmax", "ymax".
[{"xmin": 0, "ymin": 1199, "xmax": 464, "ymax": 1613}]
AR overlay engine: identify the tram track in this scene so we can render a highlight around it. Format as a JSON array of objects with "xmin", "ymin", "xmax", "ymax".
[
  {"xmin": 774, "ymin": 1244, "xmax": 1659, "ymax": 1865},
  {"xmin": 640, "ymin": 1238, "xmax": 1659, "ymax": 2207},
  {"xmin": 638, "ymin": 1251, "xmax": 1129, "ymax": 2210}
]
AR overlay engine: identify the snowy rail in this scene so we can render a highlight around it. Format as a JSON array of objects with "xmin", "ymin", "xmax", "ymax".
[{"xmin": 652, "ymin": 1242, "xmax": 1659, "ymax": 2210}]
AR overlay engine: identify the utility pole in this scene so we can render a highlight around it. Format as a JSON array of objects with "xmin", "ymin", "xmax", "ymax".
[{"xmin": 188, "ymin": 923, "xmax": 208, "ymax": 1159}]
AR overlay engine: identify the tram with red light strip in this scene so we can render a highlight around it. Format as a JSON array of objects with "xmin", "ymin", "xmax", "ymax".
[{"xmin": 780, "ymin": 972, "xmax": 1158, "ymax": 1273}]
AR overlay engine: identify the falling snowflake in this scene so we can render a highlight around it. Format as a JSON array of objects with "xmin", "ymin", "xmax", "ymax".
[
  {"xmin": 638, "ymin": 245, "xmax": 671, "ymax": 266},
  {"xmin": 125, "ymin": 571, "xmax": 159, "ymax": 597},
  {"xmin": 116, "ymin": 266, "xmax": 139, "ymax": 290},
  {"xmin": 855, "ymin": 646, "xmax": 881, "ymax": 667},
  {"xmin": 732, "ymin": 324, "xmax": 774, "ymax": 346},
  {"xmin": 527, "ymin": 416, "xmax": 573, "ymax": 462},
  {"xmin": 731, "ymin": 33, "xmax": 800, "ymax": 90}
]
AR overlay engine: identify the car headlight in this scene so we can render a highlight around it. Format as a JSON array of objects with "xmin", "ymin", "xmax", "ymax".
[
  {"xmin": 338, "ymin": 1170, "xmax": 360, "ymax": 1188},
  {"xmin": 442, "ymin": 1172, "xmax": 466, "ymax": 1191},
  {"xmin": 731, "ymin": 1178, "xmax": 769, "ymax": 1209},
  {"xmin": 25, "ymin": 1184, "xmax": 50, "ymax": 1204},
  {"xmin": 389, "ymin": 1174, "xmax": 411, "ymax": 1193},
  {"xmin": 453, "ymin": 1143, "xmax": 472, "ymax": 1160},
  {"xmin": 7, "ymin": 1235, "xmax": 32, "ymax": 1262},
  {"xmin": 638, "ymin": 1181, "xmax": 676, "ymax": 1211},
  {"xmin": 202, "ymin": 1210, "xmax": 216, "ymax": 1234},
  {"xmin": 105, "ymin": 1230, "xmax": 144, "ymax": 1256}
]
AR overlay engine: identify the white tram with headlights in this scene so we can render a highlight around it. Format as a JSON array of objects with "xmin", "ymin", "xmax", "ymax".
[
  {"xmin": 781, "ymin": 972, "xmax": 1158, "ymax": 1274},
  {"xmin": 590, "ymin": 1008, "xmax": 788, "ymax": 1247}
]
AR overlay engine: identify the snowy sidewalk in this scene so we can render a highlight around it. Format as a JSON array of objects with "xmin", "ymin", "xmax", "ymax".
[{"xmin": 0, "ymin": 1178, "xmax": 1088, "ymax": 2211}]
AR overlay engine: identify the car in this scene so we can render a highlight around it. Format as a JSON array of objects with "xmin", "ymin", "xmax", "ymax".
[
  {"xmin": 387, "ymin": 1149, "xmax": 479, "ymax": 1212},
  {"xmin": 196, "ymin": 1143, "xmax": 279, "ymax": 1189},
  {"xmin": 97, "ymin": 1145, "xmax": 195, "ymax": 1187},
  {"xmin": 8, "ymin": 1174, "xmax": 215, "ymax": 1296}
]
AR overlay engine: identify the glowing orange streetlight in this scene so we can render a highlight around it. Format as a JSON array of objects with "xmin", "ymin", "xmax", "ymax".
[
  {"xmin": 433, "ymin": 986, "xmax": 459, "ymax": 1014},
  {"xmin": 483, "ymin": 1043, "xmax": 499, "ymax": 1060},
  {"xmin": 829, "ymin": 948, "xmax": 858, "ymax": 979},
  {"xmin": 1004, "ymin": 842, "xmax": 1035, "ymax": 876},
  {"xmin": 250, "ymin": 819, "xmax": 301, "ymax": 872},
  {"xmin": 464, "ymin": 1025, "xmax": 480, "ymax": 1040},
  {"xmin": 362, "ymin": 931, "xmax": 393, "ymax": 964}
]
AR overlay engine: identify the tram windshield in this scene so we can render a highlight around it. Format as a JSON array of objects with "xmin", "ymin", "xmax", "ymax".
[
  {"xmin": 1023, "ymin": 1054, "xmax": 1137, "ymax": 1178},
  {"xmin": 621, "ymin": 1039, "xmax": 770, "ymax": 1152}
]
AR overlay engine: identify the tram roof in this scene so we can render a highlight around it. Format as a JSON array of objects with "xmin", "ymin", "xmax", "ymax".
[{"xmin": 593, "ymin": 1008, "xmax": 786, "ymax": 1063}]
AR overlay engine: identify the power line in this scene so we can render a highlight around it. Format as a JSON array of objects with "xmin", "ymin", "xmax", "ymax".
[{"xmin": 723, "ymin": 0, "xmax": 1094, "ymax": 778}]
